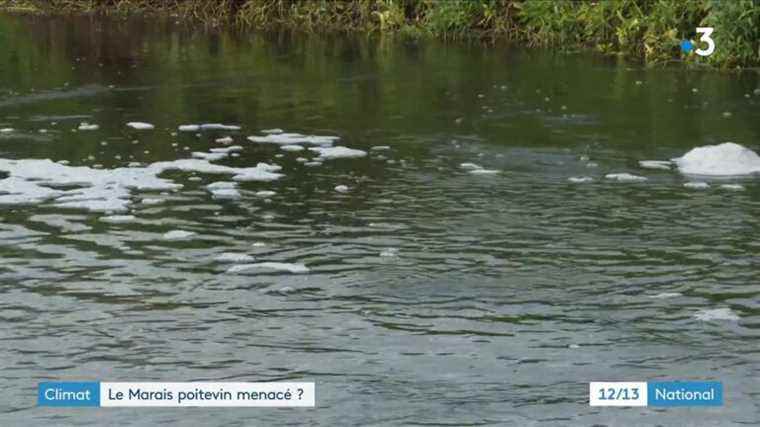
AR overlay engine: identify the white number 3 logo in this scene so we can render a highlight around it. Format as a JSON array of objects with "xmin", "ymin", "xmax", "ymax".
[{"xmin": 695, "ymin": 27, "xmax": 715, "ymax": 56}]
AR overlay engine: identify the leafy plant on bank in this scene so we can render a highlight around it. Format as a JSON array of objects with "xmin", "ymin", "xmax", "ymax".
[{"xmin": 2, "ymin": 0, "xmax": 759, "ymax": 67}]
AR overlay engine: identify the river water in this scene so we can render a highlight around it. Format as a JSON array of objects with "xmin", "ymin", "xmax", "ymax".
[{"xmin": 1, "ymin": 13, "xmax": 759, "ymax": 426}]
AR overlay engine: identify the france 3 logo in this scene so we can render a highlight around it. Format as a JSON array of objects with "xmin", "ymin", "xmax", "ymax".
[{"xmin": 681, "ymin": 27, "xmax": 715, "ymax": 57}]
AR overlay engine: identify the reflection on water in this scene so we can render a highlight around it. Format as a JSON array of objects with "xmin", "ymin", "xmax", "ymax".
[{"xmin": 1, "ymin": 13, "xmax": 760, "ymax": 426}]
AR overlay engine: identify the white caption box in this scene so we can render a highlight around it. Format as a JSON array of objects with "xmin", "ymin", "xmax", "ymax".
[
  {"xmin": 101, "ymin": 382, "xmax": 315, "ymax": 407},
  {"xmin": 589, "ymin": 382, "xmax": 647, "ymax": 407}
]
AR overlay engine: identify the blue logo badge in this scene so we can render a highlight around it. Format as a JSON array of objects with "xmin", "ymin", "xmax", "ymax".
[{"xmin": 681, "ymin": 39, "xmax": 694, "ymax": 53}]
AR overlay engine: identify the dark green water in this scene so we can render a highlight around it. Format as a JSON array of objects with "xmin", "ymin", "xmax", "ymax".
[{"xmin": 1, "ymin": 13, "xmax": 760, "ymax": 426}]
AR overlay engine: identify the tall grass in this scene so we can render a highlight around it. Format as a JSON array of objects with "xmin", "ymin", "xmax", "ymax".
[{"xmin": 2, "ymin": 0, "xmax": 759, "ymax": 67}]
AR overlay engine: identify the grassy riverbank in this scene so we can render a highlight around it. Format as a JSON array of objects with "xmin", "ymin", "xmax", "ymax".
[{"xmin": 1, "ymin": 0, "xmax": 759, "ymax": 68}]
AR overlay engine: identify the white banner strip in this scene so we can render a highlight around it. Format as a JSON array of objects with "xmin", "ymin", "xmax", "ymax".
[
  {"xmin": 589, "ymin": 382, "xmax": 647, "ymax": 407},
  {"xmin": 100, "ymin": 382, "xmax": 315, "ymax": 407}
]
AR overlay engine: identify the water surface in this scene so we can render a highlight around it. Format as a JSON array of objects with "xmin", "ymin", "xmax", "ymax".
[{"xmin": 1, "ymin": 13, "xmax": 760, "ymax": 426}]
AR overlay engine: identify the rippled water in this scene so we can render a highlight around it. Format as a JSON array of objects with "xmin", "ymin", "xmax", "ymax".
[{"xmin": 2, "ymin": 13, "xmax": 760, "ymax": 426}]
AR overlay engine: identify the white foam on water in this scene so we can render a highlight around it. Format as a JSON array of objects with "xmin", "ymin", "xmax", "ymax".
[
  {"xmin": 226, "ymin": 262, "xmax": 309, "ymax": 274},
  {"xmin": 255, "ymin": 190, "xmax": 276, "ymax": 198},
  {"xmin": 309, "ymin": 146, "xmax": 367, "ymax": 160},
  {"xmin": 193, "ymin": 145, "xmax": 243, "ymax": 161},
  {"xmin": 334, "ymin": 185, "xmax": 349, "ymax": 193},
  {"xmin": 126, "ymin": 122, "xmax": 154, "ymax": 130},
  {"xmin": 231, "ymin": 165, "xmax": 282, "ymax": 181},
  {"xmin": 192, "ymin": 151, "xmax": 228, "ymax": 161},
  {"xmin": 163, "ymin": 230, "xmax": 196, "ymax": 240},
  {"xmin": 0, "ymin": 128, "xmax": 14, "ymax": 133},
  {"xmin": 694, "ymin": 308, "xmax": 740, "ymax": 321},
  {"xmin": 141, "ymin": 198, "xmax": 163, "ymax": 205},
  {"xmin": 672, "ymin": 142, "xmax": 760, "ymax": 176},
  {"xmin": 639, "ymin": 160, "xmax": 671, "ymax": 170},
  {"xmin": 568, "ymin": 176, "xmax": 593, "ymax": 183},
  {"xmin": 371, "ymin": 146, "xmax": 390, "ymax": 151},
  {"xmin": 55, "ymin": 186, "xmax": 130, "ymax": 213},
  {"xmin": 469, "ymin": 168, "xmax": 500, "ymax": 175},
  {"xmin": 215, "ymin": 252, "xmax": 255, "ymax": 263},
  {"xmin": 205, "ymin": 181, "xmax": 240, "ymax": 199},
  {"xmin": 100, "ymin": 214, "xmax": 137, "ymax": 224},
  {"xmin": 460, "ymin": 162, "xmax": 499, "ymax": 174},
  {"xmin": 304, "ymin": 161, "xmax": 323, "ymax": 167},
  {"xmin": 280, "ymin": 144, "xmax": 304, "ymax": 152},
  {"xmin": 210, "ymin": 188, "xmax": 241, "ymax": 200},
  {"xmin": 77, "ymin": 122, "xmax": 99, "ymax": 131},
  {"xmin": 0, "ymin": 149, "xmax": 282, "ymax": 212},
  {"xmin": 605, "ymin": 173, "xmax": 647, "ymax": 182},
  {"xmin": 684, "ymin": 182, "xmax": 710, "ymax": 189},
  {"xmin": 649, "ymin": 292, "xmax": 683, "ymax": 299},
  {"xmin": 206, "ymin": 181, "xmax": 237, "ymax": 190},
  {"xmin": 215, "ymin": 136, "xmax": 234, "ymax": 144},
  {"xmin": 0, "ymin": 176, "xmax": 62, "ymax": 204},
  {"xmin": 379, "ymin": 247, "xmax": 399, "ymax": 257},
  {"xmin": 248, "ymin": 133, "xmax": 339, "ymax": 146},
  {"xmin": 200, "ymin": 123, "xmax": 241, "ymax": 131},
  {"xmin": 150, "ymin": 159, "xmax": 282, "ymax": 182},
  {"xmin": 261, "ymin": 128, "xmax": 283, "ymax": 134},
  {"xmin": 178, "ymin": 124, "xmax": 200, "ymax": 132},
  {"xmin": 209, "ymin": 145, "xmax": 243, "ymax": 154},
  {"xmin": 264, "ymin": 286, "xmax": 296, "ymax": 295},
  {"xmin": 28, "ymin": 214, "xmax": 91, "ymax": 232},
  {"xmin": 720, "ymin": 184, "xmax": 745, "ymax": 191}
]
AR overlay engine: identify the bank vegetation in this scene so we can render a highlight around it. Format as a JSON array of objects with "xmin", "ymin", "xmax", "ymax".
[{"xmin": 1, "ymin": 0, "xmax": 759, "ymax": 68}]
